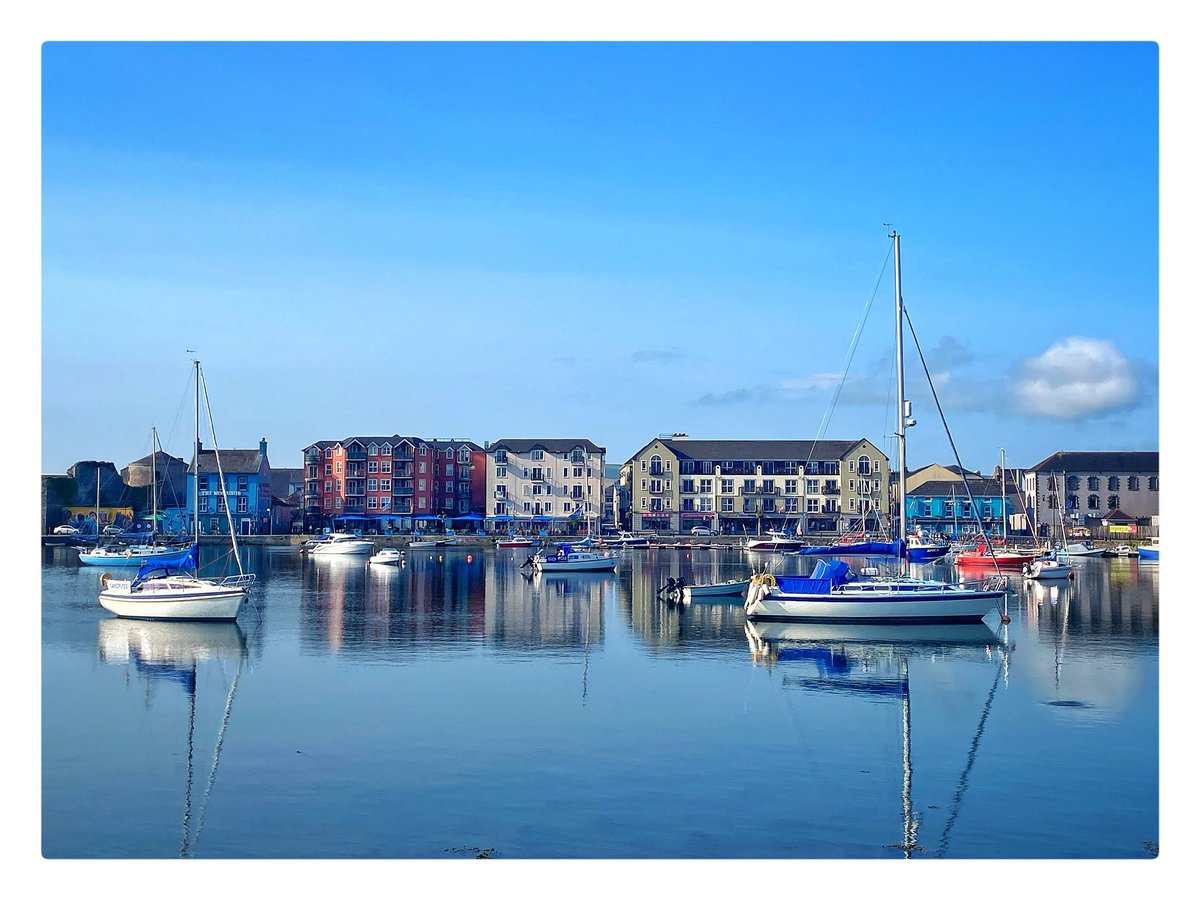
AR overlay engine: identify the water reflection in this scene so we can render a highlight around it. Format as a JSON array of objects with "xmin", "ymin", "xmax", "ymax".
[
  {"xmin": 96, "ymin": 619, "xmax": 250, "ymax": 858},
  {"xmin": 743, "ymin": 619, "xmax": 1009, "ymax": 858}
]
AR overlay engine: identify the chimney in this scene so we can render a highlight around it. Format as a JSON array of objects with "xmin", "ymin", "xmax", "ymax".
[{"xmin": 260, "ymin": 437, "xmax": 268, "ymax": 457}]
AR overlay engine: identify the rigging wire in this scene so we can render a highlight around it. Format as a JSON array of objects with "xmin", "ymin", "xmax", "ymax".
[{"xmin": 902, "ymin": 307, "xmax": 1001, "ymax": 573}]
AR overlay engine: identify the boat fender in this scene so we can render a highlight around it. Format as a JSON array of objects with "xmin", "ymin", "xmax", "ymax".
[
  {"xmin": 100, "ymin": 572, "xmax": 111, "ymax": 588},
  {"xmin": 761, "ymin": 573, "xmax": 777, "ymax": 589}
]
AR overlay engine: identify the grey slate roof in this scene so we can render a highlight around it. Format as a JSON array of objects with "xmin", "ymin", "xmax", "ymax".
[
  {"xmin": 490, "ymin": 438, "xmax": 606, "ymax": 454},
  {"xmin": 909, "ymin": 478, "xmax": 1013, "ymax": 498},
  {"xmin": 660, "ymin": 439, "xmax": 865, "ymax": 461},
  {"xmin": 1027, "ymin": 451, "xmax": 1159, "ymax": 474},
  {"xmin": 195, "ymin": 449, "xmax": 264, "ymax": 474}
]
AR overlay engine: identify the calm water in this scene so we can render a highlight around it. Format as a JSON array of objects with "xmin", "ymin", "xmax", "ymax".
[{"xmin": 41, "ymin": 544, "xmax": 1159, "ymax": 859}]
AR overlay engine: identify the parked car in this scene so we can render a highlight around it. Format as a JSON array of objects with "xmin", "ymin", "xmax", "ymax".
[
  {"xmin": 102, "ymin": 524, "xmax": 122, "ymax": 535},
  {"xmin": 690, "ymin": 526, "xmax": 713, "ymax": 536},
  {"xmin": 53, "ymin": 525, "xmax": 80, "ymax": 535}
]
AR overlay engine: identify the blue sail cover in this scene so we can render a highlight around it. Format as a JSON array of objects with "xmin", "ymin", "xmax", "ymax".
[{"xmin": 130, "ymin": 544, "xmax": 198, "ymax": 588}]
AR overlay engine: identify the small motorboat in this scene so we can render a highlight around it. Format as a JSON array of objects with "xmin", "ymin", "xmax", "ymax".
[
  {"xmin": 682, "ymin": 579, "xmax": 752, "ymax": 603},
  {"xmin": 496, "ymin": 535, "xmax": 537, "ymax": 549},
  {"xmin": 1022, "ymin": 557, "xmax": 1073, "ymax": 581},
  {"xmin": 309, "ymin": 532, "xmax": 375, "ymax": 556},
  {"xmin": 368, "ymin": 548, "xmax": 403, "ymax": 566}
]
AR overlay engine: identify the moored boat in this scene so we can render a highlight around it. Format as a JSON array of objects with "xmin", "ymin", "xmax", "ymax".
[
  {"xmin": 525, "ymin": 545, "xmax": 618, "ymax": 573},
  {"xmin": 368, "ymin": 548, "xmax": 403, "ymax": 566},
  {"xmin": 309, "ymin": 532, "xmax": 375, "ymax": 556},
  {"xmin": 1137, "ymin": 537, "xmax": 1159, "ymax": 561},
  {"xmin": 682, "ymin": 579, "xmax": 751, "ymax": 603},
  {"xmin": 1022, "ymin": 557, "xmax": 1073, "ymax": 581},
  {"xmin": 98, "ymin": 360, "xmax": 255, "ymax": 622}
]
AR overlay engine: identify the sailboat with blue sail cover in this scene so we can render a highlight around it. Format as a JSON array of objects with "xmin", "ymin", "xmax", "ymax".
[
  {"xmin": 744, "ymin": 232, "xmax": 1006, "ymax": 624},
  {"xmin": 98, "ymin": 360, "xmax": 255, "ymax": 621}
]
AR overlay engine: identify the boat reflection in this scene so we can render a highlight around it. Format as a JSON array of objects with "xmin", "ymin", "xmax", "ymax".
[
  {"xmin": 96, "ymin": 619, "xmax": 249, "ymax": 858},
  {"xmin": 744, "ymin": 618, "xmax": 1009, "ymax": 858}
]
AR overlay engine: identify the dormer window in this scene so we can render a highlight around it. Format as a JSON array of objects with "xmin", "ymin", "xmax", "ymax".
[
  {"xmin": 368, "ymin": 443, "xmax": 378, "ymax": 456},
  {"xmin": 324, "ymin": 448, "xmax": 333, "ymax": 459}
]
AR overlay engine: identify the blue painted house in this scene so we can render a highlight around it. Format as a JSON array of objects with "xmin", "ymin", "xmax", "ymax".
[
  {"xmin": 186, "ymin": 438, "xmax": 273, "ymax": 535},
  {"xmin": 904, "ymin": 473, "xmax": 1018, "ymax": 536}
]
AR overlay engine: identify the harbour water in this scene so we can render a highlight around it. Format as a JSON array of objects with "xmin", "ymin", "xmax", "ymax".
[{"xmin": 41, "ymin": 544, "xmax": 1159, "ymax": 859}]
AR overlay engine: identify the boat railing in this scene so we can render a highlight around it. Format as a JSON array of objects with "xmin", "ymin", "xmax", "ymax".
[{"xmin": 219, "ymin": 574, "xmax": 257, "ymax": 589}]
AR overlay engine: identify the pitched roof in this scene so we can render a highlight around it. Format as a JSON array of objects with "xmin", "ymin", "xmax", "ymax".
[
  {"xmin": 490, "ymin": 438, "xmax": 605, "ymax": 454},
  {"xmin": 195, "ymin": 448, "xmax": 264, "ymax": 474},
  {"xmin": 126, "ymin": 450, "xmax": 187, "ymax": 468},
  {"xmin": 660, "ymin": 438, "xmax": 866, "ymax": 462},
  {"xmin": 1102, "ymin": 508, "xmax": 1138, "ymax": 523},
  {"xmin": 1027, "ymin": 451, "xmax": 1159, "ymax": 474},
  {"xmin": 908, "ymin": 478, "xmax": 1014, "ymax": 498}
]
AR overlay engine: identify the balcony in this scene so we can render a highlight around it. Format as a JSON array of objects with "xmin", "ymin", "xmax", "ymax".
[
  {"xmin": 822, "ymin": 486, "xmax": 841, "ymax": 495},
  {"xmin": 305, "ymin": 452, "xmax": 322, "ymax": 464},
  {"xmin": 648, "ymin": 466, "xmax": 664, "ymax": 476},
  {"xmin": 345, "ymin": 451, "xmax": 366, "ymax": 461},
  {"xmin": 394, "ymin": 486, "xmax": 414, "ymax": 496},
  {"xmin": 344, "ymin": 482, "xmax": 365, "ymax": 497}
]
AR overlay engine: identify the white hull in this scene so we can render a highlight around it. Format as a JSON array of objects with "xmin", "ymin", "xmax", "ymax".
[
  {"xmin": 1024, "ymin": 560, "xmax": 1071, "ymax": 580},
  {"xmin": 747, "ymin": 619, "xmax": 1000, "ymax": 647},
  {"xmin": 310, "ymin": 542, "xmax": 374, "ymax": 556},
  {"xmin": 745, "ymin": 580, "xmax": 1002, "ymax": 623},
  {"xmin": 534, "ymin": 557, "xmax": 618, "ymax": 573},
  {"xmin": 99, "ymin": 579, "xmax": 247, "ymax": 620},
  {"xmin": 369, "ymin": 550, "xmax": 402, "ymax": 565},
  {"xmin": 682, "ymin": 580, "xmax": 750, "ymax": 602}
]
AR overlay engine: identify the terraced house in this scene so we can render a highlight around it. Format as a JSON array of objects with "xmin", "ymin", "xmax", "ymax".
[
  {"xmin": 621, "ymin": 435, "xmax": 889, "ymax": 535},
  {"xmin": 485, "ymin": 439, "xmax": 606, "ymax": 530},
  {"xmin": 188, "ymin": 439, "xmax": 272, "ymax": 535},
  {"xmin": 302, "ymin": 435, "xmax": 485, "ymax": 531}
]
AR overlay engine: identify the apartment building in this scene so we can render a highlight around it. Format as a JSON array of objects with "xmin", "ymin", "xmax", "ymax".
[
  {"xmin": 302, "ymin": 435, "xmax": 485, "ymax": 531},
  {"xmin": 485, "ymin": 439, "xmax": 606, "ymax": 530},
  {"xmin": 1022, "ymin": 450, "xmax": 1160, "ymax": 537},
  {"xmin": 622, "ymin": 435, "xmax": 889, "ymax": 535}
]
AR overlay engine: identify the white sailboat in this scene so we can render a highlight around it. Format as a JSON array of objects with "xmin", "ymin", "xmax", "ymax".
[
  {"xmin": 309, "ymin": 532, "xmax": 375, "ymax": 556},
  {"xmin": 745, "ymin": 232, "xmax": 1006, "ymax": 624},
  {"xmin": 528, "ymin": 466, "xmax": 618, "ymax": 573},
  {"xmin": 99, "ymin": 360, "xmax": 256, "ymax": 621}
]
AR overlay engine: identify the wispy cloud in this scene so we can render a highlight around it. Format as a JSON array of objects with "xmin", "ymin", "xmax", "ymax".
[
  {"xmin": 1012, "ymin": 337, "xmax": 1142, "ymax": 420},
  {"xmin": 694, "ymin": 385, "xmax": 778, "ymax": 406},
  {"xmin": 630, "ymin": 347, "xmax": 685, "ymax": 364}
]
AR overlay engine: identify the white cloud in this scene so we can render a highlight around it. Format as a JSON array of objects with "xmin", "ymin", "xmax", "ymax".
[{"xmin": 1013, "ymin": 337, "xmax": 1141, "ymax": 420}]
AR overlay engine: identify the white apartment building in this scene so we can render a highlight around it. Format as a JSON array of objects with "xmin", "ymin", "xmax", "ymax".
[{"xmin": 486, "ymin": 438, "xmax": 606, "ymax": 530}]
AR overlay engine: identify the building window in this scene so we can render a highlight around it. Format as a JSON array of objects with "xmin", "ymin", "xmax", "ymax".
[
  {"xmin": 762, "ymin": 479, "xmax": 775, "ymax": 495},
  {"xmin": 367, "ymin": 461, "xmax": 378, "ymax": 473},
  {"xmin": 873, "ymin": 459, "xmax": 881, "ymax": 473},
  {"xmin": 324, "ymin": 448, "xmax": 332, "ymax": 459},
  {"xmin": 1127, "ymin": 476, "xmax": 1139, "ymax": 491},
  {"xmin": 381, "ymin": 461, "xmax": 391, "ymax": 473},
  {"xmin": 573, "ymin": 467, "xmax": 584, "ymax": 479},
  {"xmin": 381, "ymin": 497, "xmax": 390, "ymax": 509},
  {"xmin": 721, "ymin": 479, "xmax": 734, "ymax": 494},
  {"xmin": 419, "ymin": 461, "xmax": 426, "ymax": 473},
  {"xmin": 1088, "ymin": 476, "xmax": 1100, "ymax": 491},
  {"xmin": 419, "ymin": 496, "xmax": 427, "ymax": 509},
  {"xmin": 325, "ymin": 463, "xmax": 332, "ymax": 476},
  {"xmin": 1108, "ymin": 494, "xmax": 1120, "ymax": 510},
  {"xmin": 368, "ymin": 444, "xmax": 378, "ymax": 456},
  {"xmin": 640, "ymin": 497, "xmax": 647, "ymax": 509},
  {"xmin": 742, "ymin": 479, "xmax": 755, "ymax": 493},
  {"xmin": 1108, "ymin": 476, "xmax": 1120, "ymax": 491},
  {"xmin": 700, "ymin": 497, "xmax": 713, "ymax": 512},
  {"xmin": 495, "ymin": 450, "xmax": 508, "ymax": 464},
  {"xmin": 380, "ymin": 479, "xmax": 391, "ymax": 492},
  {"xmin": 367, "ymin": 497, "xmax": 377, "ymax": 509},
  {"xmin": 367, "ymin": 479, "xmax": 378, "ymax": 491},
  {"xmin": 237, "ymin": 496, "xmax": 248, "ymax": 513},
  {"xmin": 1087, "ymin": 494, "xmax": 1100, "ymax": 510},
  {"xmin": 531, "ymin": 449, "xmax": 544, "ymax": 461},
  {"xmin": 1066, "ymin": 475, "xmax": 1080, "ymax": 491},
  {"xmin": 418, "ymin": 479, "xmax": 426, "ymax": 491},
  {"xmin": 324, "ymin": 497, "xmax": 332, "ymax": 509},
  {"xmin": 700, "ymin": 479, "xmax": 712, "ymax": 494},
  {"xmin": 721, "ymin": 498, "xmax": 734, "ymax": 512},
  {"xmin": 1149, "ymin": 476, "xmax": 1158, "ymax": 491},
  {"xmin": 325, "ymin": 480, "xmax": 332, "ymax": 492},
  {"xmin": 335, "ymin": 461, "xmax": 343, "ymax": 474}
]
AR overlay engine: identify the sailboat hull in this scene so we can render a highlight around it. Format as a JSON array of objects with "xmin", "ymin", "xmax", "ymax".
[
  {"xmin": 746, "ymin": 585, "xmax": 1004, "ymax": 623},
  {"xmin": 99, "ymin": 576, "xmax": 249, "ymax": 620}
]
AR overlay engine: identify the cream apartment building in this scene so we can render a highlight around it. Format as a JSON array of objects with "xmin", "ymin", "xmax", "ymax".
[
  {"xmin": 622, "ymin": 435, "xmax": 889, "ymax": 535},
  {"xmin": 486, "ymin": 438, "xmax": 606, "ymax": 530}
]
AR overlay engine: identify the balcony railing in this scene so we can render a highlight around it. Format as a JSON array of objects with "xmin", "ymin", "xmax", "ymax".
[
  {"xmin": 345, "ymin": 451, "xmax": 366, "ymax": 461},
  {"xmin": 822, "ymin": 486, "xmax": 841, "ymax": 495}
]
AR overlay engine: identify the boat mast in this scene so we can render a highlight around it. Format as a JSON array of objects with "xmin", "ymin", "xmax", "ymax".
[
  {"xmin": 193, "ymin": 359, "xmax": 201, "ymax": 550},
  {"xmin": 151, "ymin": 426, "xmax": 158, "ymax": 542},
  {"xmin": 1000, "ymin": 448, "xmax": 1008, "ymax": 544},
  {"xmin": 893, "ymin": 230, "xmax": 908, "ymax": 550}
]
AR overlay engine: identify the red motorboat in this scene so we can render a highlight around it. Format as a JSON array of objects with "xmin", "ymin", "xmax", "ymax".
[{"xmin": 954, "ymin": 543, "xmax": 1039, "ymax": 569}]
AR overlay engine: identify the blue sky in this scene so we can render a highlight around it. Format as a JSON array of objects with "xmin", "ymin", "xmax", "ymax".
[{"xmin": 41, "ymin": 41, "xmax": 1159, "ymax": 475}]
